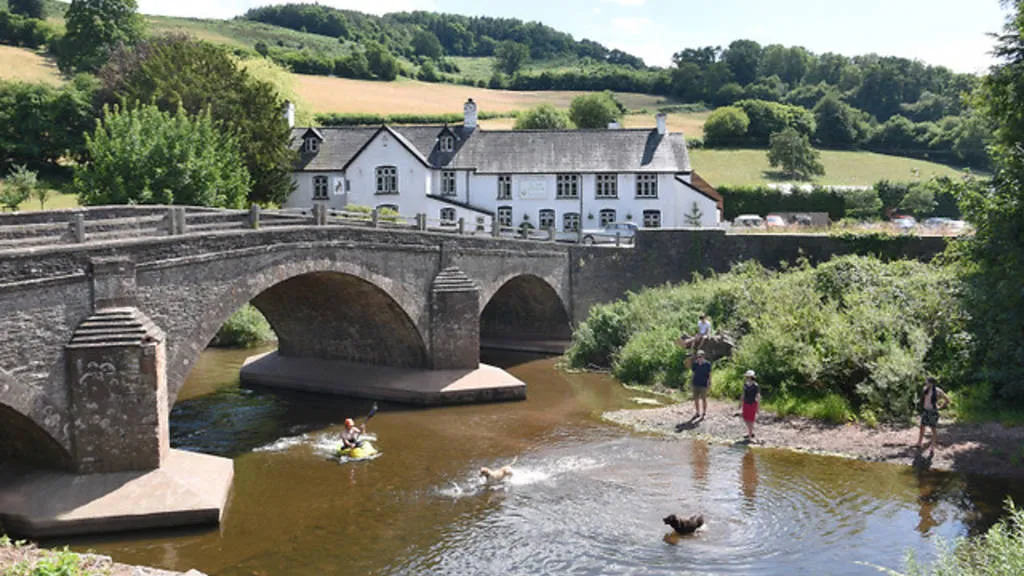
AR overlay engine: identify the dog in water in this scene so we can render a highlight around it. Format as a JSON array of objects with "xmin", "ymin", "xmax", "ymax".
[
  {"xmin": 663, "ymin": 513, "xmax": 704, "ymax": 536},
  {"xmin": 480, "ymin": 456, "xmax": 518, "ymax": 483}
]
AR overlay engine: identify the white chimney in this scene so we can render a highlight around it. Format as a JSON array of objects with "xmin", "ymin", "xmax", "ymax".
[
  {"xmin": 607, "ymin": 122, "xmax": 620, "ymax": 129},
  {"xmin": 464, "ymin": 98, "xmax": 478, "ymax": 128},
  {"xmin": 284, "ymin": 100, "xmax": 296, "ymax": 128},
  {"xmin": 656, "ymin": 112, "xmax": 667, "ymax": 135}
]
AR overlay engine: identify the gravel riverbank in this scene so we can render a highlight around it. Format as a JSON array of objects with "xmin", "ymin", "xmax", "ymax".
[{"xmin": 604, "ymin": 398, "xmax": 1024, "ymax": 478}]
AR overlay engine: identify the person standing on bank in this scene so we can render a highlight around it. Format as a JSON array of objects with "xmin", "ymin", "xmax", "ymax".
[
  {"xmin": 916, "ymin": 376, "xmax": 949, "ymax": 453},
  {"xmin": 691, "ymin": 350, "xmax": 712, "ymax": 419},
  {"xmin": 740, "ymin": 370, "xmax": 760, "ymax": 440}
]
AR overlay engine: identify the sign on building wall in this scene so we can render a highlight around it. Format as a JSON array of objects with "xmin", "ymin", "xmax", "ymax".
[
  {"xmin": 517, "ymin": 176, "xmax": 548, "ymax": 200},
  {"xmin": 332, "ymin": 177, "xmax": 345, "ymax": 196}
]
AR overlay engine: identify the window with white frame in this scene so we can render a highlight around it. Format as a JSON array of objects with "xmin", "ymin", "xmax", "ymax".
[
  {"xmin": 304, "ymin": 138, "xmax": 320, "ymax": 154},
  {"xmin": 441, "ymin": 171, "xmax": 456, "ymax": 196},
  {"xmin": 643, "ymin": 210, "xmax": 661, "ymax": 228},
  {"xmin": 599, "ymin": 209, "xmax": 616, "ymax": 227},
  {"xmin": 440, "ymin": 207, "xmax": 456, "ymax": 224},
  {"xmin": 539, "ymin": 209, "xmax": 555, "ymax": 230},
  {"xmin": 497, "ymin": 175, "xmax": 512, "ymax": 199},
  {"xmin": 375, "ymin": 166, "xmax": 398, "ymax": 194},
  {"xmin": 636, "ymin": 174, "xmax": 658, "ymax": 198},
  {"xmin": 440, "ymin": 135, "xmax": 454, "ymax": 152},
  {"xmin": 563, "ymin": 212, "xmax": 580, "ymax": 232},
  {"xmin": 497, "ymin": 206, "xmax": 513, "ymax": 228},
  {"xmin": 596, "ymin": 174, "xmax": 618, "ymax": 198},
  {"xmin": 557, "ymin": 174, "xmax": 580, "ymax": 199},
  {"xmin": 313, "ymin": 175, "xmax": 329, "ymax": 200}
]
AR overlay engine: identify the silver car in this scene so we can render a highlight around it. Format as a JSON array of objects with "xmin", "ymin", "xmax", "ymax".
[{"xmin": 581, "ymin": 222, "xmax": 639, "ymax": 245}]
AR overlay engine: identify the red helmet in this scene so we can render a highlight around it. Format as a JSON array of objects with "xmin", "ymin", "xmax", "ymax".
[{"xmin": 344, "ymin": 418, "xmax": 355, "ymax": 428}]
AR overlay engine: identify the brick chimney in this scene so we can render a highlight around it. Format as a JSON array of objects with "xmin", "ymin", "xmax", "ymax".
[
  {"xmin": 464, "ymin": 98, "xmax": 478, "ymax": 128},
  {"xmin": 656, "ymin": 112, "xmax": 667, "ymax": 135}
]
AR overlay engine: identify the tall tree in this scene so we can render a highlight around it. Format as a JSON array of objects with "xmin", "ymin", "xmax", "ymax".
[
  {"xmin": 949, "ymin": 0, "xmax": 1024, "ymax": 404},
  {"xmin": 723, "ymin": 39, "xmax": 762, "ymax": 86},
  {"xmin": 568, "ymin": 92, "xmax": 622, "ymax": 129},
  {"xmin": 813, "ymin": 93, "xmax": 868, "ymax": 146},
  {"xmin": 100, "ymin": 37, "xmax": 295, "ymax": 205},
  {"xmin": 494, "ymin": 40, "xmax": 529, "ymax": 75},
  {"xmin": 76, "ymin": 104, "xmax": 251, "ymax": 208},
  {"xmin": 514, "ymin": 104, "xmax": 570, "ymax": 129},
  {"xmin": 767, "ymin": 127, "xmax": 825, "ymax": 180},
  {"xmin": 411, "ymin": 29, "xmax": 443, "ymax": 60},
  {"xmin": 58, "ymin": 0, "xmax": 145, "ymax": 73}
]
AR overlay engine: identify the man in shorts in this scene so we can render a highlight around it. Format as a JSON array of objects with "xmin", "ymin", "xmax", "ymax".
[
  {"xmin": 916, "ymin": 376, "xmax": 949, "ymax": 453},
  {"xmin": 690, "ymin": 350, "xmax": 712, "ymax": 419}
]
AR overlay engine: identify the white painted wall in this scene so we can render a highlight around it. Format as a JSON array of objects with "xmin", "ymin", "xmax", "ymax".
[
  {"xmin": 285, "ymin": 172, "xmax": 347, "ymax": 209},
  {"xmin": 345, "ymin": 130, "xmax": 431, "ymax": 217}
]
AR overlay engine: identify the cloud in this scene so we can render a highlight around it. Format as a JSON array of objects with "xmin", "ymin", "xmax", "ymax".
[
  {"xmin": 138, "ymin": 0, "xmax": 437, "ymax": 19},
  {"xmin": 610, "ymin": 17, "xmax": 653, "ymax": 36},
  {"xmin": 601, "ymin": 0, "xmax": 646, "ymax": 6}
]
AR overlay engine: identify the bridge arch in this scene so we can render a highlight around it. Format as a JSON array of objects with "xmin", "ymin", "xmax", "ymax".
[
  {"xmin": 0, "ymin": 369, "xmax": 72, "ymax": 469},
  {"xmin": 480, "ymin": 273, "xmax": 572, "ymax": 343},
  {"xmin": 156, "ymin": 255, "xmax": 430, "ymax": 405}
]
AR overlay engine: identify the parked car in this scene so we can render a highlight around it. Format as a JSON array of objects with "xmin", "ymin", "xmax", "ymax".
[
  {"xmin": 892, "ymin": 215, "xmax": 917, "ymax": 231},
  {"xmin": 765, "ymin": 214, "xmax": 786, "ymax": 228},
  {"xmin": 792, "ymin": 213, "xmax": 813, "ymax": 227},
  {"xmin": 733, "ymin": 214, "xmax": 765, "ymax": 228},
  {"xmin": 581, "ymin": 222, "xmax": 639, "ymax": 245},
  {"xmin": 923, "ymin": 217, "xmax": 952, "ymax": 229}
]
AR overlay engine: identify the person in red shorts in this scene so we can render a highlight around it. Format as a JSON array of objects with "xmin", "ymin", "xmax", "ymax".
[{"xmin": 740, "ymin": 370, "xmax": 760, "ymax": 440}]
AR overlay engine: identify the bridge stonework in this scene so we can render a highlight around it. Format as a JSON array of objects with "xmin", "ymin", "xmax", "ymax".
[{"xmin": 0, "ymin": 217, "xmax": 946, "ymax": 475}]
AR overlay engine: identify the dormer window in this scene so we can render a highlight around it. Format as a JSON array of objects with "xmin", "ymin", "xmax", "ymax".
[
  {"xmin": 304, "ymin": 137, "xmax": 320, "ymax": 154},
  {"xmin": 440, "ymin": 135, "xmax": 454, "ymax": 152}
]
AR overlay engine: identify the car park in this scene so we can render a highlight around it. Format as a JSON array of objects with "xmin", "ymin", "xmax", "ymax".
[
  {"xmin": 765, "ymin": 214, "xmax": 786, "ymax": 228},
  {"xmin": 733, "ymin": 214, "xmax": 765, "ymax": 228}
]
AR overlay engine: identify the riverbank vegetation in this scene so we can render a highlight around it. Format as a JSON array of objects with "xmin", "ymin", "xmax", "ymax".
[
  {"xmin": 210, "ymin": 305, "xmax": 275, "ymax": 348},
  {"xmin": 567, "ymin": 255, "xmax": 969, "ymax": 425},
  {"xmin": 896, "ymin": 500, "xmax": 1023, "ymax": 576}
]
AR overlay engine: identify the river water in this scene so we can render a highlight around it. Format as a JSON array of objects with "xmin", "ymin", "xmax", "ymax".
[{"xmin": 63, "ymin": 347, "xmax": 1020, "ymax": 576}]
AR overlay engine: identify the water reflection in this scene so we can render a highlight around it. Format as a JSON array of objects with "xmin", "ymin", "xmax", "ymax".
[
  {"xmin": 690, "ymin": 440, "xmax": 709, "ymax": 488},
  {"xmin": 741, "ymin": 449, "xmax": 759, "ymax": 506}
]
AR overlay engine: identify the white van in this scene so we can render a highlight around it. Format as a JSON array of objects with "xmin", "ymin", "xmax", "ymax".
[{"xmin": 733, "ymin": 214, "xmax": 765, "ymax": 228}]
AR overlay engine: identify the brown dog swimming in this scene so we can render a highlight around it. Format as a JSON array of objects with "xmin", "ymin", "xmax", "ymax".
[
  {"xmin": 663, "ymin": 513, "xmax": 704, "ymax": 535},
  {"xmin": 480, "ymin": 456, "xmax": 518, "ymax": 483}
]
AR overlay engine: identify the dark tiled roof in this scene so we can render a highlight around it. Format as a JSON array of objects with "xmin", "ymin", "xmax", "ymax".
[{"xmin": 291, "ymin": 125, "xmax": 690, "ymax": 174}]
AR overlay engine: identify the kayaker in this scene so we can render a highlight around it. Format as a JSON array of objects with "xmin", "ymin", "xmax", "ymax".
[{"xmin": 341, "ymin": 418, "xmax": 364, "ymax": 449}]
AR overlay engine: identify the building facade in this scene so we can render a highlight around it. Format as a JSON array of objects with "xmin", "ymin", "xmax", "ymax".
[{"xmin": 286, "ymin": 99, "xmax": 722, "ymax": 233}]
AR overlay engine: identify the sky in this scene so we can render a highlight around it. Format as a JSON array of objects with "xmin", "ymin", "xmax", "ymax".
[{"xmin": 137, "ymin": 0, "xmax": 1010, "ymax": 74}]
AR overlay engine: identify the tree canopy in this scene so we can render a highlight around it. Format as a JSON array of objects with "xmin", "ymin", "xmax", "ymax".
[
  {"xmin": 767, "ymin": 127, "xmax": 825, "ymax": 180},
  {"xmin": 58, "ymin": 0, "xmax": 145, "ymax": 73},
  {"xmin": 494, "ymin": 40, "xmax": 529, "ymax": 75},
  {"xmin": 568, "ymin": 92, "xmax": 622, "ymax": 129},
  {"xmin": 514, "ymin": 104, "xmax": 570, "ymax": 130}
]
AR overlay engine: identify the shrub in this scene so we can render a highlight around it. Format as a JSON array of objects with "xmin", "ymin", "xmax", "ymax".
[
  {"xmin": 901, "ymin": 499, "xmax": 1023, "ymax": 576},
  {"xmin": 210, "ymin": 305, "xmax": 275, "ymax": 348},
  {"xmin": 514, "ymin": 104, "xmax": 571, "ymax": 130},
  {"xmin": 703, "ymin": 106, "xmax": 750, "ymax": 146}
]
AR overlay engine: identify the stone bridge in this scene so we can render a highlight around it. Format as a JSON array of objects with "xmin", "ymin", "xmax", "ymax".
[{"xmin": 0, "ymin": 206, "xmax": 947, "ymax": 536}]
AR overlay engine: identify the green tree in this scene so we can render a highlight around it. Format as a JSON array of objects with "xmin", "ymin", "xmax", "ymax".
[
  {"xmin": 898, "ymin": 181, "xmax": 937, "ymax": 217},
  {"xmin": 703, "ymin": 105, "xmax": 750, "ymax": 146},
  {"xmin": 514, "ymin": 104, "xmax": 570, "ymax": 130},
  {"xmin": 75, "ymin": 104, "xmax": 251, "ymax": 208},
  {"xmin": 722, "ymin": 39, "xmax": 761, "ymax": 86},
  {"xmin": 417, "ymin": 59, "xmax": 440, "ymax": 82},
  {"xmin": 494, "ymin": 40, "xmax": 529, "ymax": 75},
  {"xmin": 842, "ymin": 188, "xmax": 882, "ymax": 220},
  {"xmin": 568, "ymin": 92, "xmax": 622, "ymax": 129},
  {"xmin": 9, "ymin": 0, "xmax": 44, "ymax": 18},
  {"xmin": 0, "ymin": 164, "xmax": 36, "ymax": 210},
  {"xmin": 365, "ymin": 41, "xmax": 399, "ymax": 80},
  {"xmin": 59, "ymin": 0, "xmax": 145, "ymax": 73},
  {"xmin": 100, "ymin": 37, "xmax": 295, "ymax": 205},
  {"xmin": 813, "ymin": 93, "xmax": 868, "ymax": 146},
  {"xmin": 0, "ymin": 77, "xmax": 97, "ymax": 169},
  {"xmin": 411, "ymin": 29, "xmax": 443, "ymax": 60},
  {"xmin": 767, "ymin": 127, "xmax": 825, "ymax": 180},
  {"xmin": 683, "ymin": 201, "xmax": 704, "ymax": 227}
]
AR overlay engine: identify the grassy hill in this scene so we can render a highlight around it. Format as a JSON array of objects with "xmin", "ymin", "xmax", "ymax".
[
  {"xmin": 0, "ymin": 45, "xmax": 62, "ymax": 85},
  {"xmin": 689, "ymin": 149, "xmax": 970, "ymax": 187}
]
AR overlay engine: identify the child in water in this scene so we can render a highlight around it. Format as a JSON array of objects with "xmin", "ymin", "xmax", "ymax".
[{"xmin": 740, "ymin": 370, "xmax": 760, "ymax": 440}]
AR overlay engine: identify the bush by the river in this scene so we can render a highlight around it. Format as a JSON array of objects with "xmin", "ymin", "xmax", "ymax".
[
  {"xmin": 566, "ymin": 255, "xmax": 970, "ymax": 423},
  {"xmin": 210, "ymin": 305, "xmax": 275, "ymax": 348}
]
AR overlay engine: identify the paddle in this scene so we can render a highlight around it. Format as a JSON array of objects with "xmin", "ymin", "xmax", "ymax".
[{"xmin": 361, "ymin": 401, "xmax": 379, "ymax": 430}]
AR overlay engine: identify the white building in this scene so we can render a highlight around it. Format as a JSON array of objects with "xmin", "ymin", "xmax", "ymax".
[{"xmin": 285, "ymin": 99, "xmax": 722, "ymax": 233}]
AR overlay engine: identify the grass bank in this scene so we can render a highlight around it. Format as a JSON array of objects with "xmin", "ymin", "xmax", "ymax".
[
  {"xmin": 209, "ymin": 305, "xmax": 275, "ymax": 348},
  {"xmin": 567, "ymin": 255, "xmax": 973, "ymax": 425}
]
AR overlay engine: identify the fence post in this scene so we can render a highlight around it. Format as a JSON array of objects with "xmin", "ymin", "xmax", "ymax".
[
  {"xmin": 458, "ymin": 217, "xmax": 465, "ymax": 235},
  {"xmin": 166, "ymin": 207, "xmax": 178, "ymax": 235},
  {"xmin": 491, "ymin": 218, "xmax": 500, "ymax": 238},
  {"xmin": 417, "ymin": 213, "xmax": 427, "ymax": 231},
  {"xmin": 175, "ymin": 207, "xmax": 187, "ymax": 235},
  {"xmin": 547, "ymin": 227, "xmax": 555, "ymax": 242},
  {"xmin": 70, "ymin": 213, "xmax": 86, "ymax": 243},
  {"xmin": 615, "ymin": 231, "xmax": 621, "ymax": 247},
  {"xmin": 371, "ymin": 208, "xmax": 379, "ymax": 228},
  {"xmin": 248, "ymin": 204, "xmax": 261, "ymax": 229}
]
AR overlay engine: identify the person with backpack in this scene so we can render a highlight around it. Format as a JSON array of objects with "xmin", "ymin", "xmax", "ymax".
[{"xmin": 916, "ymin": 376, "xmax": 950, "ymax": 453}]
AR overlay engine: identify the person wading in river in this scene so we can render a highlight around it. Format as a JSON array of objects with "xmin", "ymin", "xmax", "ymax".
[
  {"xmin": 690, "ymin": 350, "xmax": 711, "ymax": 419},
  {"xmin": 916, "ymin": 376, "xmax": 949, "ymax": 453},
  {"xmin": 740, "ymin": 370, "xmax": 760, "ymax": 441}
]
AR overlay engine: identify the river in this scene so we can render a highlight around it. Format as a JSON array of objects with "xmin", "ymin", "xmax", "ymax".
[{"xmin": 57, "ymin": 346, "xmax": 1021, "ymax": 576}]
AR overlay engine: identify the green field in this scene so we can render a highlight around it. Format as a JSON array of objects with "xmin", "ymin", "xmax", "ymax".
[{"xmin": 689, "ymin": 149, "xmax": 971, "ymax": 186}]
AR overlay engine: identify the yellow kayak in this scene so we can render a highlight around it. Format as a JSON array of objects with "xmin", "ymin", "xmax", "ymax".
[{"xmin": 337, "ymin": 441, "xmax": 378, "ymax": 460}]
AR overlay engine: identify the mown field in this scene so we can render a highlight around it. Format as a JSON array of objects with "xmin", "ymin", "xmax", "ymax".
[
  {"xmin": 689, "ymin": 149, "xmax": 969, "ymax": 186},
  {"xmin": 0, "ymin": 45, "xmax": 63, "ymax": 85}
]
